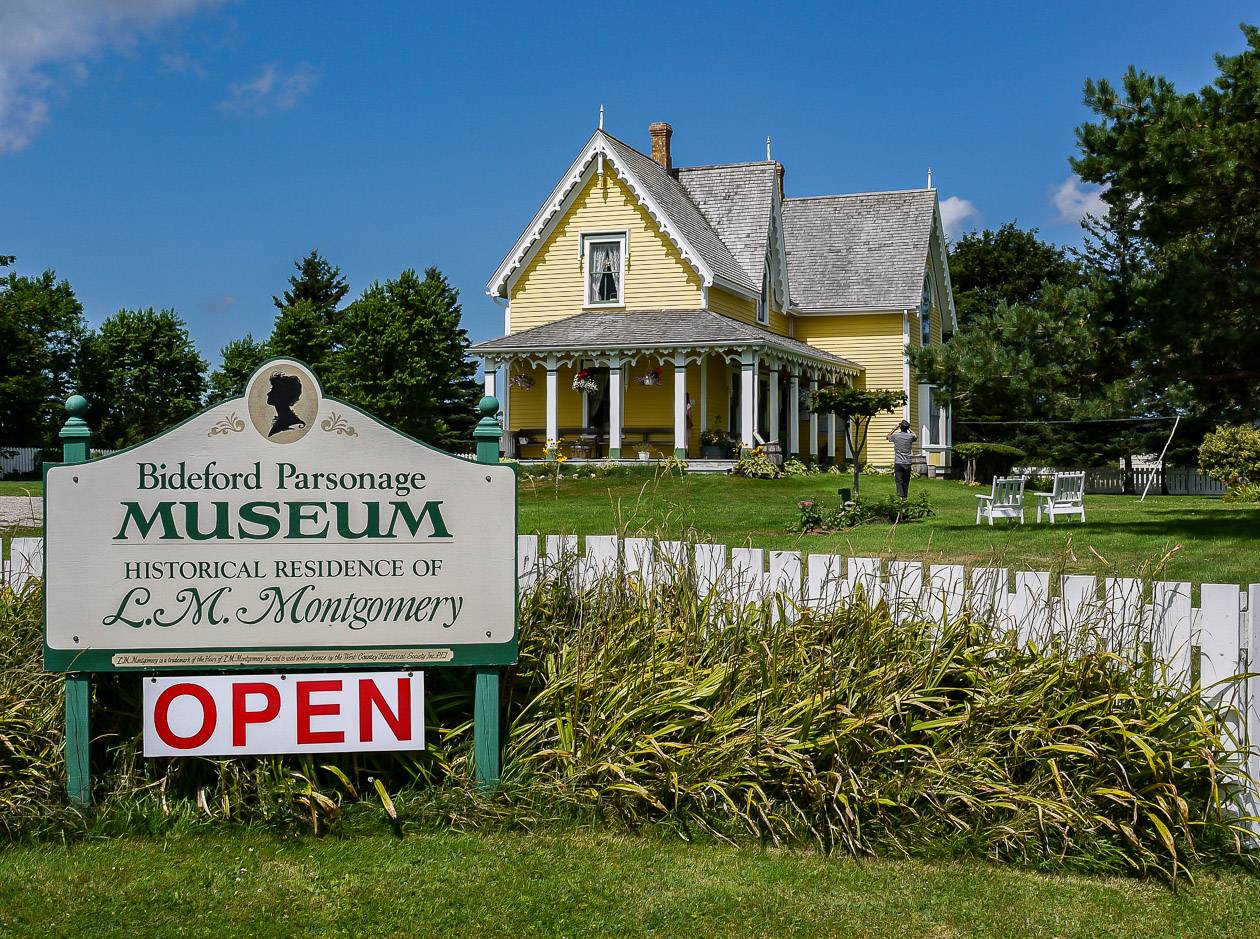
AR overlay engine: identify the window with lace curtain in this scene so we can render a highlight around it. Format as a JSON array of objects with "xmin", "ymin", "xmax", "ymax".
[{"xmin": 584, "ymin": 233, "xmax": 626, "ymax": 306}]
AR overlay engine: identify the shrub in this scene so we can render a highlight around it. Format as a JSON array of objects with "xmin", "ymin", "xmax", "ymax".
[
  {"xmin": 831, "ymin": 492, "xmax": 934, "ymax": 528},
  {"xmin": 3, "ymin": 571, "xmax": 1255, "ymax": 881},
  {"xmin": 792, "ymin": 499, "xmax": 825, "ymax": 531},
  {"xmin": 954, "ymin": 442, "xmax": 1026, "ymax": 484},
  {"xmin": 781, "ymin": 458, "xmax": 819, "ymax": 477},
  {"xmin": 1199, "ymin": 424, "xmax": 1260, "ymax": 488},
  {"xmin": 732, "ymin": 446, "xmax": 780, "ymax": 479},
  {"xmin": 1222, "ymin": 482, "xmax": 1260, "ymax": 504}
]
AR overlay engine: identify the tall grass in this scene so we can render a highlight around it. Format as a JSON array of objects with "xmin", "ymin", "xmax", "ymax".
[{"xmin": 1, "ymin": 560, "xmax": 1254, "ymax": 881}]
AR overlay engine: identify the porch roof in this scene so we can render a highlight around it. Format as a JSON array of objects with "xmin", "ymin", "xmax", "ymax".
[{"xmin": 472, "ymin": 310, "xmax": 862, "ymax": 375}]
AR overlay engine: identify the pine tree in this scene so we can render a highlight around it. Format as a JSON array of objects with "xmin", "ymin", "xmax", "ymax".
[
  {"xmin": 330, "ymin": 267, "xmax": 481, "ymax": 450},
  {"xmin": 273, "ymin": 250, "xmax": 349, "ymax": 322}
]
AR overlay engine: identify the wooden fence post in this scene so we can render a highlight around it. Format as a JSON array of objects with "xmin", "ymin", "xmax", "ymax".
[
  {"xmin": 58, "ymin": 394, "xmax": 92, "ymax": 807},
  {"xmin": 472, "ymin": 395, "xmax": 504, "ymax": 789}
]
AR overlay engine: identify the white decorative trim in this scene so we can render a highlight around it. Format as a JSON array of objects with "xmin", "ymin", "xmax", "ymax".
[{"xmin": 487, "ymin": 131, "xmax": 717, "ymax": 298}]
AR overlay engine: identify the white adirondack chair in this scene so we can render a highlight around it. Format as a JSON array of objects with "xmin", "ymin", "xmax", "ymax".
[
  {"xmin": 1035, "ymin": 471, "xmax": 1086, "ymax": 524},
  {"xmin": 975, "ymin": 476, "xmax": 1025, "ymax": 525}
]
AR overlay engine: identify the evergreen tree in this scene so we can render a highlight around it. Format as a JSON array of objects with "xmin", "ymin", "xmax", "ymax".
[
  {"xmin": 947, "ymin": 222, "xmax": 1083, "ymax": 326},
  {"xmin": 1074, "ymin": 23, "xmax": 1260, "ymax": 420},
  {"xmin": 330, "ymin": 267, "xmax": 481, "ymax": 450},
  {"xmin": 0, "ymin": 268, "xmax": 87, "ymax": 444},
  {"xmin": 273, "ymin": 250, "xmax": 349, "ymax": 322},
  {"xmin": 269, "ymin": 299, "xmax": 334, "ymax": 376},
  {"xmin": 78, "ymin": 308, "xmax": 208, "ymax": 448}
]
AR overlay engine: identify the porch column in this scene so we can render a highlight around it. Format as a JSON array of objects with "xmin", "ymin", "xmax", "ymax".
[
  {"xmin": 767, "ymin": 368, "xmax": 780, "ymax": 443},
  {"xmin": 608, "ymin": 356, "xmax": 623, "ymax": 460},
  {"xmin": 826, "ymin": 412, "xmax": 837, "ymax": 465},
  {"xmin": 699, "ymin": 354, "xmax": 708, "ymax": 433},
  {"xmin": 788, "ymin": 369, "xmax": 800, "ymax": 457},
  {"xmin": 739, "ymin": 349, "xmax": 757, "ymax": 451},
  {"xmin": 545, "ymin": 357, "xmax": 559, "ymax": 458},
  {"xmin": 483, "ymin": 360, "xmax": 497, "ymax": 398},
  {"xmin": 673, "ymin": 353, "xmax": 687, "ymax": 459},
  {"xmin": 808, "ymin": 375, "xmax": 819, "ymax": 461}
]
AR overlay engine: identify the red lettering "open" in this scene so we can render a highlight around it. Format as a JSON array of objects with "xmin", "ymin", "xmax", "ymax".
[{"xmin": 144, "ymin": 672, "xmax": 424, "ymax": 757}]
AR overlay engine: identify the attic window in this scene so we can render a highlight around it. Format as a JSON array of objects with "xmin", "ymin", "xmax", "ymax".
[
  {"xmin": 919, "ymin": 273, "xmax": 933, "ymax": 345},
  {"xmin": 584, "ymin": 233, "xmax": 625, "ymax": 306},
  {"xmin": 757, "ymin": 255, "xmax": 771, "ymax": 325}
]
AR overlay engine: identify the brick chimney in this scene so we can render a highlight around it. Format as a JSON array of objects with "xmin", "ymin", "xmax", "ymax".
[
  {"xmin": 648, "ymin": 122, "xmax": 672, "ymax": 171},
  {"xmin": 776, "ymin": 162, "xmax": 785, "ymax": 199}
]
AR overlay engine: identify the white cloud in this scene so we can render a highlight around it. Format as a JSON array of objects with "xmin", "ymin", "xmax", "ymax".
[
  {"xmin": 938, "ymin": 195, "xmax": 979, "ymax": 240},
  {"xmin": 1051, "ymin": 175, "xmax": 1108, "ymax": 224},
  {"xmin": 219, "ymin": 63, "xmax": 317, "ymax": 116},
  {"xmin": 0, "ymin": 0, "xmax": 218, "ymax": 155}
]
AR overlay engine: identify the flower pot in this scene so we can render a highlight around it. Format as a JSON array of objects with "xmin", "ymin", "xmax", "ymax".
[
  {"xmin": 638, "ymin": 451, "xmax": 651, "ymax": 461},
  {"xmin": 700, "ymin": 445, "xmax": 727, "ymax": 460}
]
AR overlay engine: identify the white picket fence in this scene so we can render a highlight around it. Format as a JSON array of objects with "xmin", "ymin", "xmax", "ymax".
[
  {"xmin": 1, "ymin": 446, "xmax": 118, "ymax": 479},
  {"xmin": 5, "ymin": 531, "xmax": 1259, "ymax": 814},
  {"xmin": 1017, "ymin": 465, "xmax": 1226, "ymax": 496}
]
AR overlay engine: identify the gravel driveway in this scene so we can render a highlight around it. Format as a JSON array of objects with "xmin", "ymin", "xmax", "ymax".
[{"xmin": 0, "ymin": 494, "xmax": 42, "ymax": 529}]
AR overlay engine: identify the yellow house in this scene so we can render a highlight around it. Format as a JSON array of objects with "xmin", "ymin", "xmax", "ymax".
[{"xmin": 473, "ymin": 121, "xmax": 956, "ymax": 467}]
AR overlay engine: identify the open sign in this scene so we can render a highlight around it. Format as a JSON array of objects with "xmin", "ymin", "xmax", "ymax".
[{"xmin": 143, "ymin": 671, "xmax": 424, "ymax": 756}]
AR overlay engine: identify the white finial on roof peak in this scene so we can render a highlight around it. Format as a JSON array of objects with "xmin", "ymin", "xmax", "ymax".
[
  {"xmin": 927, "ymin": 166, "xmax": 934, "ymax": 189},
  {"xmin": 766, "ymin": 136, "xmax": 772, "ymax": 161},
  {"xmin": 598, "ymin": 104, "xmax": 604, "ymax": 130}
]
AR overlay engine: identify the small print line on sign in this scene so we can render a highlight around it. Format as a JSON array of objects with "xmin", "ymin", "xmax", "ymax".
[{"xmin": 112, "ymin": 649, "xmax": 454, "ymax": 668}]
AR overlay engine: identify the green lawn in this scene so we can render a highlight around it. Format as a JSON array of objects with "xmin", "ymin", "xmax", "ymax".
[
  {"xmin": 0, "ymin": 480, "xmax": 41, "ymax": 497},
  {"xmin": 518, "ymin": 471, "xmax": 1258, "ymax": 586},
  {"xmin": 1, "ymin": 828, "xmax": 1257, "ymax": 938},
  {"xmin": 4, "ymin": 473, "xmax": 1255, "ymax": 583}
]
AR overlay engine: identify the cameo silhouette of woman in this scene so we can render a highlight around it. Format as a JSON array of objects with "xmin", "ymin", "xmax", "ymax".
[{"xmin": 266, "ymin": 372, "xmax": 306, "ymax": 437}]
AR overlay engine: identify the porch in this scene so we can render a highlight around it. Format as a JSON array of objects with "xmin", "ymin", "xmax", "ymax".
[{"xmin": 472, "ymin": 310, "xmax": 863, "ymax": 462}]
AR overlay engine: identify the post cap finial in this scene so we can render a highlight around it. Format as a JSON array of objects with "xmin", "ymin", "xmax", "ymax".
[
  {"xmin": 477, "ymin": 395, "xmax": 499, "ymax": 418},
  {"xmin": 65, "ymin": 394, "xmax": 89, "ymax": 418}
]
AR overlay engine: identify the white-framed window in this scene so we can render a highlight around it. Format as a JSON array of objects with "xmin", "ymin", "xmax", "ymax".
[
  {"xmin": 919, "ymin": 382, "xmax": 949, "ymax": 447},
  {"xmin": 757, "ymin": 254, "xmax": 771, "ymax": 325},
  {"xmin": 583, "ymin": 232, "xmax": 626, "ymax": 306},
  {"xmin": 919, "ymin": 272, "xmax": 933, "ymax": 346}
]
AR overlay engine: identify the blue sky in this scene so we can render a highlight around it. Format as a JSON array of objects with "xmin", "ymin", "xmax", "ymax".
[{"xmin": 1, "ymin": 1, "xmax": 1254, "ymax": 368}]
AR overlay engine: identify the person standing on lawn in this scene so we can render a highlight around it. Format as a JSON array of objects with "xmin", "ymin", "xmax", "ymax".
[{"xmin": 886, "ymin": 420, "xmax": 917, "ymax": 499}]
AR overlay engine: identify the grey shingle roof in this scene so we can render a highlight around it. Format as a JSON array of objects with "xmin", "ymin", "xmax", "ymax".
[
  {"xmin": 601, "ymin": 134, "xmax": 757, "ymax": 293},
  {"xmin": 675, "ymin": 162, "xmax": 777, "ymax": 288},
  {"xmin": 782, "ymin": 190, "xmax": 936, "ymax": 312},
  {"xmin": 472, "ymin": 310, "xmax": 861, "ymax": 371}
]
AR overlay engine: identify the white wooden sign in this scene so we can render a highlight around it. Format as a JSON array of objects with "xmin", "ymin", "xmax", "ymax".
[
  {"xmin": 44, "ymin": 359, "xmax": 516, "ymax": 669},
  {"xmin": 142, "ymin": 670, "xmax": 425, "ymax": 756}
]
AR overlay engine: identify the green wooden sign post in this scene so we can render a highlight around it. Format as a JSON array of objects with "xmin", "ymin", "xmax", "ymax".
[
  {"xmin": 472, "ymin": 395, "xmax": 504, "ymax": 789},
  {"xmin": 49, "ymin": 385, "xmax": 510, "ymax": 804},
  {"xmin": 59, "ymin": 395, "xmax": 93, "ymax": 807}
]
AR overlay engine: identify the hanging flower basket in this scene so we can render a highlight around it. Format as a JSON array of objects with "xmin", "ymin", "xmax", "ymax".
[
  {"xmin": 634, "ymin": 368, "xmax": 662, "ymax": 386},
  {"xmin": 508, "ymin": 374, "xmax": 535, "ymax": 390},
  {"xmin": 572, "ymin": 369, "xmax": 599, "ymax": 394}
]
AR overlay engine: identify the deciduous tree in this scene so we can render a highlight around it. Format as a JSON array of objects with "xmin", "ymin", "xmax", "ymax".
[{"xmin": 78, "ymin": 308, "xmax": 208, "ymax": 448}]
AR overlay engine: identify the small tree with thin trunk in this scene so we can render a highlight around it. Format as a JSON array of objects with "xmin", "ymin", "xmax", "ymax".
[{"xmin": 810, "ymin": 386, "xmax": 907, "ymax": 496}]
